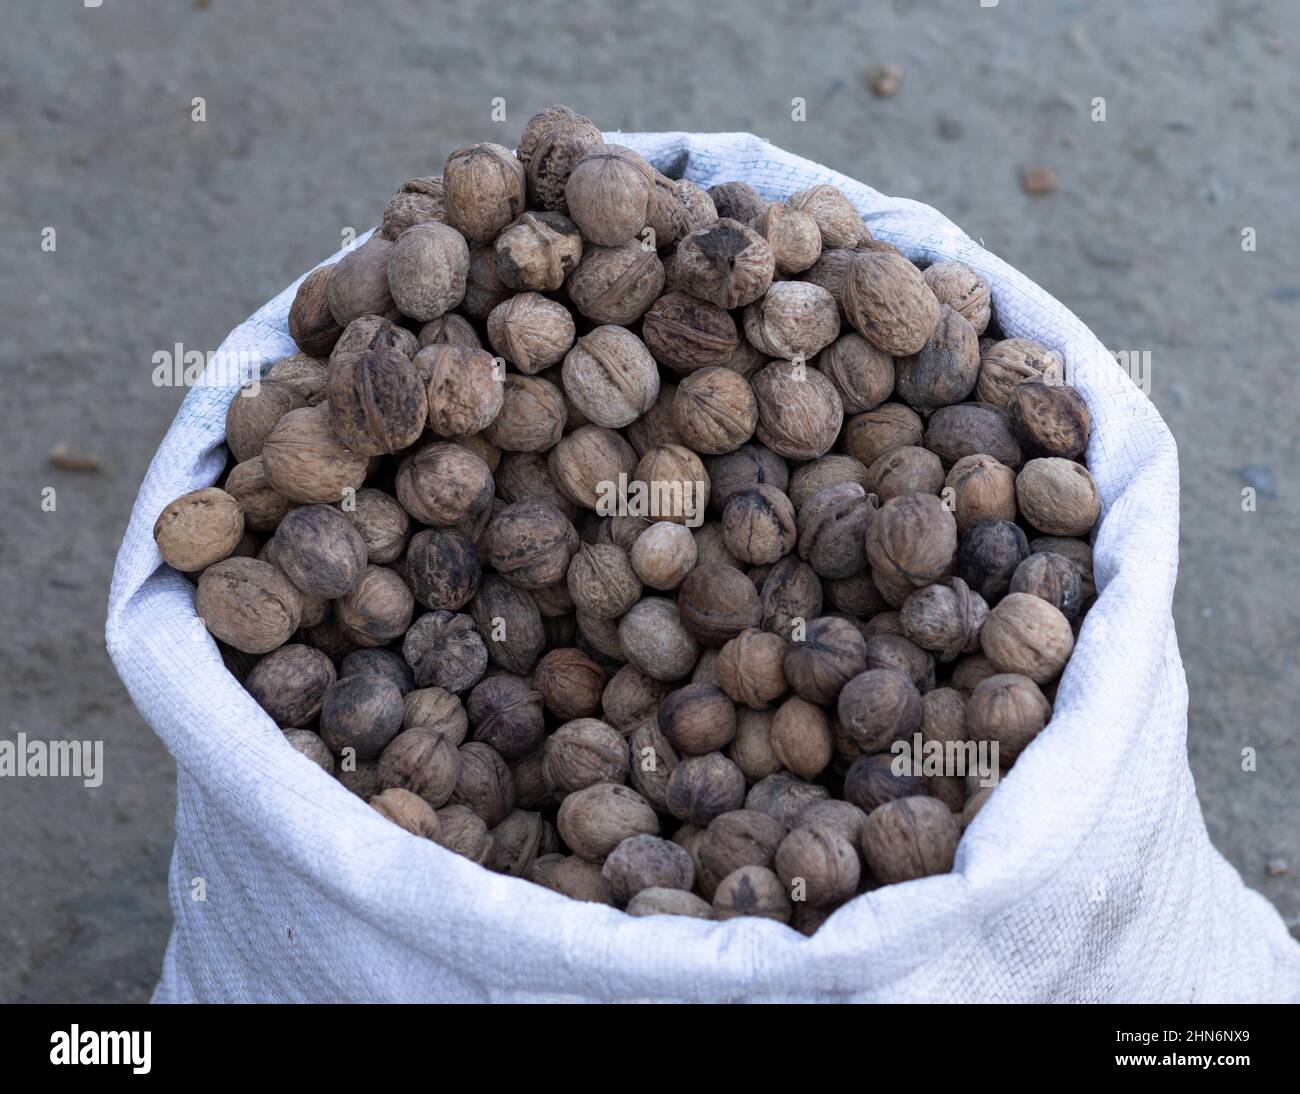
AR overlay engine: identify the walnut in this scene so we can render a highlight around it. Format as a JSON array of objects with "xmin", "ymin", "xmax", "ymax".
[
  {"xmin": 326, "ymin": 346, "xmax": 428, "ymax": 455},
  {"xmin": 796, "ymin": 482, "xmax": 877, "ymax": 579},
  {"xmin": 566, "ymin": 239, "xmax": 665, "ymax": 325},
  {"xmin": 716, "ymin": 628, "xmax": 788, "ymax": 710},
  {"xmin": 954, "ymin": 519, "xmax": 1029, "ymax": 604},
  {"xmin": 403, "ymin": 687, "xmax": 469, "ymax": 741},
  {"xmin": 924, "ymin": 403, "xmax": 1023, "ymax": 469},
  {"xmin": 264, "ymin": 353, "xmax": 329, "ymax": 405},
  {"xmin": 330, "ymin": 314, "xmax": 419, "ymax": 368},
  {"xmin": 744, "ymin": 771, "xmax": 830, "ymax": 832},
  {"xmin": 721, "ymin": 485, "xmax": 797, "ymax": 565},
  {"xmin": 750, "ymin": 360, "xmax": 843, "ymax": 460},
  {"xmin": 469, "ymin": 574, "xmax": 545, "ymax": 674},
  {"xmin": 625, "ymin": 384, "xmax": 684, "ymax": 457},
  {"xmin": 449, "ymin": 740, "xmax": 516, "ymax": 825},
  {"xmin": 483, "ymin": 294, "xmax": 575, "ymax": 378},
  {"xmin": 944, "ymin": 454, "xmax": 1017, "ymax": 535},
  {"xmin": 657, "ymin": 682, "xmax": 737, "ymax": 756},
  {"xmin": 195, "ymin": 557, "xmax": 302, "ymax": 654},
  {"xmin": 567, "ymin": 542, "xmax": 642, "ymax": 619},
  {"xmin": 898, "ymin": 579, "xmax": 987, "ymax": 661},
  {"xmin": 817, "ymin": 332, "xmax": 895, "ymax": 415},
  {"xmin": 783, "ymin": 616, "xmax": 868, "ymax": 706},
  {"xmin": 895, "ymin": 304, "xmax": 980, "ymax": 411},
  {"xmin": 843, "ymin": 751, "xmax": 925, "ymax": 813},
  {"xmin": 1010, "ymin": 552, "xmax": 1084, "ymax": 621},
  {"xmin": 1016, "ymin": 457, "xmax": 1101, "ymax": 536},
  {"xmin": 751, "ymin": 203, "xmax": 822, "ymax": 274},
  {"xmin": 711, "ymin": 864, "xmax": 792, "ymax": 923},
  {"xmin": 493, "ymin": 211, "xmax": 582, "ymax": 291},
  {"xmin": 417, "ymin": 344, "xmax": 503, "ymax": 438},
  {"xmin": 435, "ymin": 804, "xmax": 495, "ymax": 864},
  {"xmin": 676, "ymin": 564, "xmax": 763, "ymax": 647},
  {"xmin": 980, "ymin": 593, "xmax": 1075, "ymax": 684},
  {"xmin": 602, "ymin": 664, "xmax": 673, "ymax": 732},
  {"xmin": 786, "ymin": 455, "xmax": 863, "ymax": 510},
  {"xmin": 380, "ymin": 175, "xmax": 448, "ymax": 240},
  {"xmin": 153, "ymin": 487, "xmax": 244, "ymax": 573},
  {"xmin": 370, "ymin": 788, "xmax": 440, "ymax": 840},
  {"xmin": 335, "ymin": 565, "xmax": 415, "ymax": 646},
  {"xmin": 626, "ymin": 887, "xmax": 714, "ymax": 919},
  {"xmin": 418, "ymin": 312, "xmax": 481, "ymax": 350},
  {"xmin": 724, "ymin": 709, "xmax": 778, "ymax": 781},
  {"xmin": 534, "ymin": 647, "xmax": 607, "ymax": 720},
  {"xmin": 843, "ymin": 402, "xmax": 924, "ymax": 466},
  {"xmin": 707, "ymin": 444, "xmax": 790, "ymax": 514},
  {"xmin": 557, "ymin": 783, "xmax": 659, "ymax": 862},
  {"xmin": 965, "ymin": 672, "xmax": 1052, "ymax": 762},
  {"xmin": 775, "ymin": 823, "xmax": 860, "ymax": 906},
  {"xmin": 868, "ymin": 445, "xmax": 944, "ymax": 503},
  {"xmin": 401, "ymin": 610, "xmax": 488, "ymax": 693},
  {"xmin": 462, "ymin": 243, "xmax": 513, "ymax": 320},
  {"xmin": 327, "ymin": 237, "xmax": 398, "ymax": 326},
  {"xmin": 632, "ymin": 444, "xmax": 710, "ymax": 525},
  {"xmin": 225, "ymin": 379, "xmax": 307, "ymax": 463},
  {"xmin": 544, "ymin": 718, "xmax": 629, "ymax": 794},
  {"xmin": 565, "ymin": 145, "xmax": 654, "ymax": 245},
  {"xmin": 601, "ymin": 834, "xmax": 695, "ymax": 907},
  {"xmin": 862, "ymin": 633, "xmax": 934, "ymax": 693},
  {"xmin": 758, "ymin": 556, "xmax": 824, "ymax": 639},
  {"xmin": 950, "ymin": 653, "xmax": 999, "ymax": 697},
  {"xmin": 396, "ymin": 442, "xmax": 494, "ymax": 527},
  {"xmin": 245, "ymin": 644, "xmax": 336, "ymax": 728},
  {"xmin": 516, "ymin": 106, "xmax": 605, "ymax": 212},
  {"xmin": 386, "ymin": 221, "xmax": 469, "ymax": 321},
  {"xmin": 288, "ymin": 266, "xmax": 343, "ymax": 357},
  {"xmin": 744, "ymin": 281, "xmax": 841, "ymax": 361},
  {"xmin": 770, "ymin": 695, "xmax": 834, "ymax": 779},
  {"xmin": 866, "ymin": 492, "xmax": 958, "ymax": 589},
  {"xmin": 442, "ymin": 142, "xmax": 526, "ymax": 244},
  {"xmin": 561, "ymin": 325, "xmax": 660, "ymax": 428},
  {"xmin": 708, "ymin": 181, "xmax": 769, "ymax": 224},
  {"xmin": 673, "ymin": 219, "xmax": 775, "ymax": 309},
  {"xmin": 645, "ymin": 171, "xmax": 694, "ymax": 248},
  {"xmin": 481, "ymin": 374, "xmax": 567, "ymax": 452},
  {"xmin": 260, "ymin": 404, "xmax": 369, "ymax": 505},
  {"xmin": 674, "ymin": 179, "xmax": 718, "ymax": 232},
  {"xmin": 1007, "ymin": 380, "xmax": 1091, "ymax": 461},
  {"xmin": 548, "ymin": 425, "xmax": 639, "ymax": 512},
  {"xmin": 842, "ymin": 250, "xmax": 940, "ymax": 356},
  {"xmin": 486, "ymin": 499, "xmax": 578, "ymax": 590},
  {"xmin": 283, "ymin": 729, "xmax": 334, "ymax": 773},
  {"xmin": 618, "ymin": 597, "xmax": 700, "ymax": 681},
  {"xmin": 666, "ymin": 753, "xmax": 747, "ymax": 826},
  {"xmin": 340, "ymin": 647, "xmax": 413, "ymax": 693},
  {"xmin": 642, "ymin": 292, "xmax": 740, "ymax": 374},
  {"xmin": 977, "ymin": 338, "xmax": 1066, "ymax": 408},
  {"xmin": 629, "ymin": 520, "xmax": 698, "ymax": 590},
  {"xmin": 320, "ymin": 673, "xmax": 404, "ymax": 760},
  {"xmin": 697, "ymin": 810, "xmax": 784, "ymax": 891},
  {"xmin": 922, "ymin": 260, "xmax": 992, "ymax": 334},
  {"xmin": 859, "ymin": 796, "xmax": 959, "ymax": 883},
  {"xmin": 491, "ymin": 809, "xmax": 554, "ymax": 877},
  {"xmin": 785, "ymin": 184, "xmax": 863, "ymax": 248},
  {"xmin": 376, "ymin": 728, "xmax": 461, "ymax": 808}
]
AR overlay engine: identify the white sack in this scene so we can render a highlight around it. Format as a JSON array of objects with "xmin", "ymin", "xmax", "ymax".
[{"xmin": 107, "ymin": 131, "xmax": 1300, "ymax": 1003}]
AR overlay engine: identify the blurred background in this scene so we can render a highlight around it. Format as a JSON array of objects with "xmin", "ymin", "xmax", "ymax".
[{"xmin": 2, "ymin": 0, "xmax": 1296, "ymax": 1001}]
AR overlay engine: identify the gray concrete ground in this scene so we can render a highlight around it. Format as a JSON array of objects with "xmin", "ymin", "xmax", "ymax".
[{"xmin": 1, "ymin": 0, "xmax": 1296, "ymax": 1001}]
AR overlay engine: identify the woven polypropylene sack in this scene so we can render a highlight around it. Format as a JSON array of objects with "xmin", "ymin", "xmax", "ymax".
[{"xmin": 107, "ymin": 132, "xmax": 1300, "ymax": 1003}]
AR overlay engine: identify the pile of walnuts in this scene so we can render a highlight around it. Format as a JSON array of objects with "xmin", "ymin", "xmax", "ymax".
[{"xmin": 152, "ymin": 106, "xmax": 1101, "ymax": 932}]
